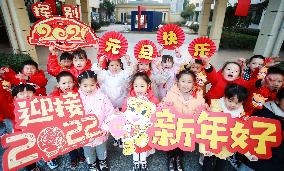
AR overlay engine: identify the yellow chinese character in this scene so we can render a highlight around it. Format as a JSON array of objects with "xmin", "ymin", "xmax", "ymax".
[
  {"xmin": 170, "ymin": 118, "xmax": 195, "ymax": 147},
  {"xmin": 32, "ymin": 4, "xmax": 52, "ymax": 18},
  {"xmin": 230, "ymin": 121, "xmax": 249, "ymax": 149},
  {"xmin": 194, "ymin": 43, "xmax": 210, "ymax": 57},
  {"xmin": 105, "ymin": 38, "xmax": 121, "ymax": 55},
  {"xmin": 250, "ymin": 121, "xmax": 277, "ymax": 155},
  {"xmin": 138, "ymin": 45, "xmax": 153, "ymax": 60},
  {"xmin": 163, "ymin": 31, "xmax": 178, "ymax": 45},
  {"xmin": 196, "ymin": 111, "xmax": 228, "ymax": 150}
]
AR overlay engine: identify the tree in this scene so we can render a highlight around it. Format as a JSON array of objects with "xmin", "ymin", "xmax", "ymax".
[
  {"xmin": 99, "ymin": 0, "xmax": 115, "ymax": 21},
  {"xmin": 181, "ymin": 3, "xmax": 195, "ymax": 20}
]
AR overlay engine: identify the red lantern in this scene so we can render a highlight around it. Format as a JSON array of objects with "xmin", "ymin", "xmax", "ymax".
[
  {"xmin": 134, "ymin": 40, "xmax": 158, "ymax": 64},
  {"xmin": 188, "ymin": 37, "xmax": 216, "ymax": 59},
  {"xmin": 99, "ymin": 31, "xmax": 128, "ymax": 60},
  {"xmin": 157, "ymin": 24, "xmax": 185, "ymax": 50}
]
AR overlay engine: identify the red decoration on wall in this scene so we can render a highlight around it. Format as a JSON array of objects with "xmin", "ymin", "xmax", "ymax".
[
  {"xmin": 188, "ymin": 37, "xmax": 216, "ymax": 59},
  {"xmin": 235, "ymin": 0, "xmax": 251, "ymax": 16},
  {"xmin": 99, "ymin": 31, "xmax": 128, "ymax": 60},
  {"xmin": 44, "ymin": 0, "xmax": 57, "ymax": 15},
  {"xmin": 134, "ymin": 40, "xmax": 158, "ymax": 64},
  {"xmin": 157, "ymin": 24, "xmax": 185, "ymax": 50}
]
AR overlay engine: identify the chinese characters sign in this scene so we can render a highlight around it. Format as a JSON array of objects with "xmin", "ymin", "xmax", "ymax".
[
  {"xmin": 157, "ymin": 24, "xmax": 185, "ymax": 50},
  {"xmin": 109, "ymin": 97, "xmax": 156, "ymax": 155},
  {"xmin": 28, "ymin": 2, "xmax": 99, "ymax": 52},
  {"xmin": 1, "ymin": 92, "xmax": 102, "ymax": 171},
  {"xmin": 134, "ymin": 40, "xmax": 158, "ymax": 64},
  {"xmin": 188, "ymin": 37, "xmax": 216, "ymax": 59},
  {"xmin": 148, "ymin": 106, "xmax": 282, "ymax": 159},
  {"xmin": 99, "ymin": 31, "xmax": 128, "ymax": 60}
]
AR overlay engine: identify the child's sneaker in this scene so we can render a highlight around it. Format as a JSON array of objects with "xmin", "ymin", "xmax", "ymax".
[
  {"xmin": 168, "ymin": 156, "xmax": 175, "ymax": 171},
  {"xmin": 199, "ymin": 154, "xmax": 204, "ymax": 165},
  {"xmin": 47, "ymin": 159, "xmax": 58, "ymax": 169},
  {"xmin": 88, "ymin": 163, "xmax": 99, "ymax": 171},
  {"xmin": 113, "ymin": 139, "xmax": 118, "ymax": 146},
  {"xmin": 176, "ymin": 156, "xmax": 183, "ymax": 171},
  {"xmin": 78, "ymin": 156, "xmax": 86, "ymax": 163},
  {"xmin": 133, "ymin": 161, "xmax": 140, "ymax": 171},
  {"xmin": 118, "ymin": 139, "xmax": 123, "ymax": 148},
  {"xmin": 98, "ymin": 159, "xmax": 108, "ymax": 171},
  {"xmin": 227, "ymin": 154, "xmax": 240, "ymax": 170},
  {"xmin": 140, "ymin": 161, "xmax": 148, "ymax": 171},
  {"xmin": 70, "ymin": 160, "xmax": 77, "ymax": 170}
]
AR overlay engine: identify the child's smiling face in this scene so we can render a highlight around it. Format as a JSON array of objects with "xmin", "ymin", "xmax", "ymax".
[
  {"xmin": 133, "ymin": 76, "xmax": 148, "ymax": 96},
  {"xmin": 224, "ymin": 96, "xmax": 243, "ymax": 111},
  {"xmin": 22, "ymin": 65, "xmax": 37, "ymax": 76},
  {"xmin": 108, "ymin": 60, "xmax": 122, "ymax": 74},
  {"xmin": 177, "ymin": 74, "xmax": 195, "ymax": 94},
  {"xmin": 73, "ymin": 56, "xmax": 87, "ymax": 70},
  {"xmin": 161, "ymin": 60, "xmax": 173, "ymax": 70},
  {"xmin": 222, "ymin": 63, "xmax": 240, "ymax": 81}
]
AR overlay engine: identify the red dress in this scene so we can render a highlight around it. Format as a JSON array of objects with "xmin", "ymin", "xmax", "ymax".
[{"xmin": 121, "ymin": 86, "xmax": 159, "ymax": 153}]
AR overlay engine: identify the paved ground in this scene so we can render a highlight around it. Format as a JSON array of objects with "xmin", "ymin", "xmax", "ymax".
[{"xmin": 0, "ymin": 24, "xmax": 282, "ymax": 171}]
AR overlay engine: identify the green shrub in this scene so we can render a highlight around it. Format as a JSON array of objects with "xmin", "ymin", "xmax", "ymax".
[
  {"xmin": 224, "ymin": 27, "xmax": 260, "ymax": 36},
  {"xmin": 100, "ymin": 21, "xmax": 110, "ymax": 26},
  {"xmin": 0, "ymin": 53, "xmax": 33, "ymax": 73},
  {"xmin": 91, "ymin": 21, "xmax": 101, "ymax": 31},
  {"xmin": 220, "ymin": 31, "xmax": 257, "ymax": 50}
]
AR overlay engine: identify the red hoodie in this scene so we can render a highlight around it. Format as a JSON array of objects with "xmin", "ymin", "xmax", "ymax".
[
  {"xmin": 47, "ymin": 53, "xmax": 92, "ymax": 80},
  {"xmin": 205, "ymin": 66, "xmax": 258, "ymax": 103},
  {"xmin": 2, "ymin": 68, "xmax": 47, "ymax": 96},
  {"xmin": 49, "ymin": 86, "xmax": 79, "ymax": 96}
]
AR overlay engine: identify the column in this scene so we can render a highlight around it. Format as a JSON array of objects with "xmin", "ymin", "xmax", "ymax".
[
  {"xmin": 198, "ymin": 0, "xmax": 211, "ymax": 36},
  {"xmin": 65, "ymin": 0, "xmax": 77, "ymax": 5},
  {"xmin": 7, "ymin": 0, "xmax": 38, "ymax": 62},
  {"xmin": 254, "ymin": 0, "xmax": 284, "ymax": 57},
  {"xmin": 209, "ymin": 0, "xmax": 228, "ymax": 50},
  {"xmin": 80, "ymin": 0, "xmax": 91, "ymax": 25}
]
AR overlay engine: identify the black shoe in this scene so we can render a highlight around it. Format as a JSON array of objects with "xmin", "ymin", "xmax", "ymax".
[
  {"xmin": 140, "ymin": 161, "xmax": 148, "ymax": 171},
  {"xmin": 89, "ymin": 163, "xmax": 99, "ymax": 171},
  {"xmin": 133, "ymin": 161, "xmax": 140, "ymax": 171},
  {"xmin": 70, "ymin": 160, "xmax": 77, "ymax": 170},
  {"xmin": 98, "ymin": 159, "xmax": 108, "ymax": 171},
  {"xmin": 176, "ymin": 156, "xmax": 183, "ymax": 171},
  {"xmin": 78, "ymin": 156, "xmax": 86, "ymax": 163},
  {"xmin": 168, "ymin": 156, "xmax": 175, "ymax": 171}
]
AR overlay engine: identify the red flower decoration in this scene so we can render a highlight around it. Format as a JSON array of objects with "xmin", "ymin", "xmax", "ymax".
[
  {"xmin": 188, "ymin": 37, "xmax": 216, "ymax": 59},
  {"xmin": 99, "ymin": 31, "xmax": 128, "ymax": 60},
  {"xmin": 157, "ymin": 24, "xmax": 185, "ymax": 50},
  {"xmin": 134, "ymin": 40, "xmax": 158, "ymax": 64}
]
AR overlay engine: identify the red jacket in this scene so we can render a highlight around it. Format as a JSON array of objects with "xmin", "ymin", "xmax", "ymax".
[
  {"xmin": 2, "ymin": 68, "xmax": 47, "ymax": 96},
  {"xmin": 47, "ymin": 53, "xmax": 92, "ymax": 80},
  {"xmin": 121, "ymin": 86, "xmax": 159, "ymax": 112},
  {"xmin": 49, "ymin": 86, "xmax": 79, "ymax": 96},
  {"xmin": 0, "ymin": 81, "xmax": 14, "ymax": 121},
  {"xmin": 205, "ymin": 66, "xmax": 257, "ymax": 103}
]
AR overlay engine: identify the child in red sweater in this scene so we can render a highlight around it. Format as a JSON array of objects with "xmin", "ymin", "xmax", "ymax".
[
  {"xmin": 48, "ymin": 46, "xmax": 92, "ymax": 79},
  {"xmin": 2, "ymin": 60, "xmax": 48, "ymax": 96}
]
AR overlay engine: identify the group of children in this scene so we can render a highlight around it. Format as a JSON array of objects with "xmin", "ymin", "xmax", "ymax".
[{"xmin": 0, "ymin": 45, "xmax": 283, "ymax": 171}]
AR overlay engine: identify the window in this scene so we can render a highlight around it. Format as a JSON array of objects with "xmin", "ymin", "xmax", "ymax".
[{"xmin": 196, "ymin": 3, "xmax": 199, "ymax": 7}]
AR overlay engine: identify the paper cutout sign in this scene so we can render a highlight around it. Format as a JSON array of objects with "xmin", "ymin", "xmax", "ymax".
[
  {"xmin": 28, "ymin": 2, "xmax": 99, "ymax": 52},
  {"xmin": 134, "ymin": 40, "xmax": 158, "ymax": 64},
  {"xmin": 188, "ymin": 37, "xmax": 216, "ymax": 59},
  {"xmin": 148, "ymin": 106, "xmax": 282, "ymax": 159},
  {"xmin": 99, "ymin": 31, "xmax": 128, "ymax": 60},
  {"xmin": 109, "ymin": 97, "xmax": 156, "ymax": 155},
  {"xmin": 157, "ymin": 24, "xmax": 185, "ymax": 50},
  {"xmin": 1, "ymin": 92, "xmax": 102, "ymax": 171}
]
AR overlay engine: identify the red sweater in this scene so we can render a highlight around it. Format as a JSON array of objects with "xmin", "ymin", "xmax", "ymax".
[
  {"xmin": 121, "ymin": 86, "xmax": 159, "ymax": 112},
  {"xmin": 205, "ymin": 66, "xmax": 257, "ymax": 103},
  {"xmin": 47, "ymin": 53, "xmax": 92, "ymax": 80},
  {"xmin": 2, "ymin": 68, "xmax": 48, "ymax": 96},
  {"xmin": 0, "ymin": 84, "xmax": 14, "ymax": 122},
  {"xmin": 49, "ymin": 86, "xmax": 79, "ymax": 96}
]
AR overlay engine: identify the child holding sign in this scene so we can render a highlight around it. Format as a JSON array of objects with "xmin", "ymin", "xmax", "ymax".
[
  {"xmin": 78, "ymin": 70, "xmax": 114, "ymax": 171},
  {"xmin": 160, "ymin": 69, "xmax": 206, "ymax": 171},
  {"xmin": 121, "ymin": 72, "xmax": 159, "ymax": 171}
]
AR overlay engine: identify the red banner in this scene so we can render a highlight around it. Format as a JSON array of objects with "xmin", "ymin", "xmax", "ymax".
[
  {"xmin": 99, "ymin": 31, "xmax": 128, "ymax": 60},
  {"xmin": 235, "ymin": 0, "xmax": 251, "ymax": 16},
  {"xmin": 148, "ymin": 106, "xmax": 282, "ymax": 159},
  {"xmin": 1, "ymin": 92, "xmax": 102, "ymax": 171},
  {"xmin": 134, "ymin": 40, "xmax": 158, "ymax": 64},
  {"xmin": 157, "ymin": 24, "xmax": 185, "ymax": 50},
  {"xmin": 188, "ymin": 37, "xmax": 216, "ymax": 59}
]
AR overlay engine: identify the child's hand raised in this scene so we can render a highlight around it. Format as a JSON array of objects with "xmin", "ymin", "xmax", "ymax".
[
  {"xmin": 174, "ymin": 47, "xmax": 182, "ymax": 58},
  {"xmin": 200, "ymin": 55, "xmax": 211, "ymax": 69},
  {"xmin": 49, "ymin": 45, "xmax": 56, "ymax": 55},
  {"xmin": 237, "ymin": 58, "xmax": 246, "ymax": 66}
]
